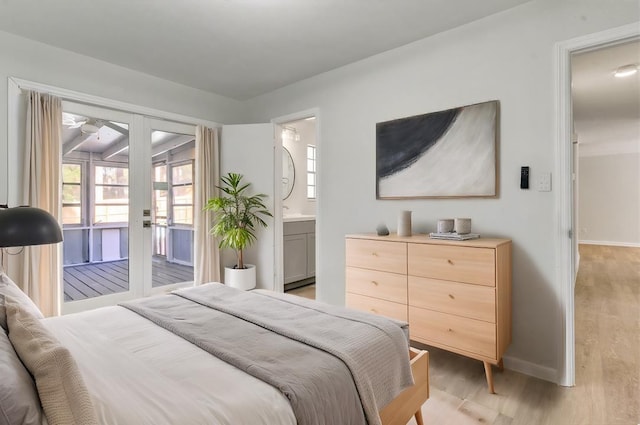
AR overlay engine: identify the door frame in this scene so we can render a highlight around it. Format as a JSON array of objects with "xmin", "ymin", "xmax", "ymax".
[
  {"xmin": 554, "ymin": 22, "xmax": 639, "ymax": 386},
  {"xmin": 271, "ymin": 108, "xmax": 321, "ymax": 295}
]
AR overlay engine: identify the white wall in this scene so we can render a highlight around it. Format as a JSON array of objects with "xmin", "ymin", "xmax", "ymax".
[
  {"xmin": 220, "ymin": 124, "xmax": 275, "ymax": 290},
  {"xmin": 282, "ymin": 119, "xmax": 316, "ymax": 215},
  {"xmin": 243, "ymin": 0, "xmax": 640, "ymax": 381},
  {"xmin": 0, "ymin": 29, "xmax": 244, "ymax": 208},
  {"xmin": 579, "ymin": 153, "xmax": 640, "ymax": 246},
  {"xmin": 1, "ymin": 0, "xmax": 637, "ymax": 383}
]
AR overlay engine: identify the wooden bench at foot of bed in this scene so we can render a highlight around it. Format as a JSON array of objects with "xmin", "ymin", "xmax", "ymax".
[{"xmin": 380, "ymin": 348, "xmax": 429, "ymax": 425}]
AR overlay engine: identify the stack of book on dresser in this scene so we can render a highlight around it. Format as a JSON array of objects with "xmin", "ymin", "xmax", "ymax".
[{"xmin": 428, "ymin": 232, "xmax": 480, "ymax": 241}]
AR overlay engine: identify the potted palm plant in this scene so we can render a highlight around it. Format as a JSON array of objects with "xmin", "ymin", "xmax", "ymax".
[{"xmin": 205, "ymin": 172, "xmax": 272, "ymax": 290}]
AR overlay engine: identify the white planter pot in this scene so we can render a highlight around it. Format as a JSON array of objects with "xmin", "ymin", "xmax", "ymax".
[{"xmin": 224, "ymin": 264, "xmax": 256, "ymax": 291}]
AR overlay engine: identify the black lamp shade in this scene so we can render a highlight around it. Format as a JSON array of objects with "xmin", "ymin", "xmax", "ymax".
[{"xmin": 0, "ymin": 207, "xmax": 63, "ymax": 248}]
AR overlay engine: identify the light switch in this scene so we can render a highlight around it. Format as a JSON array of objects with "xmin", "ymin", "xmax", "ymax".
[{"xmin": 536, "ymin": 172, "xmax": 551, "ymax": 192}]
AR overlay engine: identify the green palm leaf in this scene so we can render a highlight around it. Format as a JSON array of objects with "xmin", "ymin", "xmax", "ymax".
[{"xmin": 204, "ymin": 172, "xmax": 272, "ymax": 269}]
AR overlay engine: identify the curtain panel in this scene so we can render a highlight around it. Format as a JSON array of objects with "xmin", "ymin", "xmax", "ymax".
[
  {"xmin": 194, "ymin": 125, "xmax": 221, "ymax": 284},
  {"xmin": 20, "ymin": 91, "xmax": 63, "ymax": 317}
]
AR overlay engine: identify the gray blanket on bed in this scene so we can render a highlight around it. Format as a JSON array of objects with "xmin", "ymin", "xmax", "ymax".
[{"xmin": 120, "ymin": 283, "xmax": 413, "ymax": 425}]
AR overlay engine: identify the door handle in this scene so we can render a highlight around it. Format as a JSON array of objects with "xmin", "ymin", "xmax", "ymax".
[{"xmin": 143, "ymin": 220, "xmax": 151, "ymax": 228}]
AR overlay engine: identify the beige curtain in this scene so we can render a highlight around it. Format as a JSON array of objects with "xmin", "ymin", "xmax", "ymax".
[
  {"xmin": 194, "ymin": 125, "xmax": 221, "ymax": 284},
  {"xmin": 19, "ymin": 91, "xmax": 62, "ymax": 317}
]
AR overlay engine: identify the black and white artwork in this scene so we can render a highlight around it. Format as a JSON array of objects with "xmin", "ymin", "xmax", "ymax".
[{"xmin": 376, "ymin": 100, "xmax": 498, "ymax": 199}]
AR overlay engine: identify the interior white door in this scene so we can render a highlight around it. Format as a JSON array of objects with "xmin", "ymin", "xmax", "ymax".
[
  {"xmin": 220, "ymin": 124, "xmax": 275, "ymax": 290},
  {"xmin": 572, "ymin": 135, "xmax": 579, "ymax": 282}
]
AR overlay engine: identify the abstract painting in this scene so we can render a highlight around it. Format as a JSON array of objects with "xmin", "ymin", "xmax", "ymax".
[{"xmin": 376, "ymin": 100, "xmax": 498, "ymax": 199}]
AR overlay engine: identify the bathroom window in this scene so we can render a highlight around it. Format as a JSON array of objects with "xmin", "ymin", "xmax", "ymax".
[{"xmin": 307, "ymin": 145, "xmax": 316, "ymax": 199}]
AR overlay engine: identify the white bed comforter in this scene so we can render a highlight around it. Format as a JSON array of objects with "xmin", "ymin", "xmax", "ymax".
[{"xmin": 43, "ymin": 306, "xmax": 296, "ymax": 425}]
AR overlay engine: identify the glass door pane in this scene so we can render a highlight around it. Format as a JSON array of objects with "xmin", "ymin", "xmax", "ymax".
[
  {"xmin": 147, "ymin": 120, "xmax": 195, "ymax": 292},
  {"xmin": 60, "ymin": 104, "xmax": 134, "ymax": 311}
]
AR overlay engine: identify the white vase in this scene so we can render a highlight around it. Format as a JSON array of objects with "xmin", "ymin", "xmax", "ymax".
[
  {"xmin": 224, "ymin": 264, "xmax": 256, "ymax": 290},
  {"xmin": 397, "ymin": 210, "xmax": 412, "ymax": 237}
]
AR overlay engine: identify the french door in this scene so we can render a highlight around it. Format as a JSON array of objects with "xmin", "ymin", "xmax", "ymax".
[
  {"xmin": 61, "ymin": 103, "xmax": 195, "ymax": 314},
  {"xmin": 145, "ymin": 118, "xmax": 196, "ymax": 295}
]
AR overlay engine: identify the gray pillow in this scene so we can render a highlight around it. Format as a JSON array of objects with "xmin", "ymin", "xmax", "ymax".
[
  {"xmin": 0, "ymin": 325, "xmax": 45, "ymax": 425},
  {"xmin": 0, "ymin": 271, "xmax": 44, "ymax": 331}
]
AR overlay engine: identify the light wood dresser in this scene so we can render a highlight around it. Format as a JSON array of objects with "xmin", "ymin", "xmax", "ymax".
[{"xmin": 345, "ymin": 233, "xmax": 512, "ymax": 393}]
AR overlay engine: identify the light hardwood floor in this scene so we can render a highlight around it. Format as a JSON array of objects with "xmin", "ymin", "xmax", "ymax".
[
  {"xmin": 286, "ymin": 283, "xmax": 315, "ymax": 300},
  {"xmin": 291, "ymin": 246, "xmax": 639, "ymax": 424},
  {"xmin": 411, "ymin": 244, "xmax": 640, "ymax": 425}
]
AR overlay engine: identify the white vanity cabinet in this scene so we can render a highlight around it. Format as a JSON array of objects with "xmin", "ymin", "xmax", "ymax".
[{"xmin": 283, "ymin": 219, "xmax": 315, "ymax": 284}]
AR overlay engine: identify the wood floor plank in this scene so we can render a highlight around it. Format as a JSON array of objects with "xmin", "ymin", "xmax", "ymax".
[
  {"xmin": 285, "ymin": 284, "xmax": 315, "ymax": 300},
  {"xmin": 153, "ymin": 263, "xmax": 193, "ymax": 281},
  {"xmin": 63, "ymin": 271, "xmax": 102, "ymax": 298},
  {"xmin": 93, "ymin": 262, "xmax": 129, "ymax": 281},
  {"xmin": 62, "ymin": 280, "xmax": 87, "ymax": 301},
  {"xmin": 72, "ymin": 266, "xmax": 125, "ymax": 292},
  {"xmin": 63, "ymin": 258, "xmax": 194, "ymax": 301}
]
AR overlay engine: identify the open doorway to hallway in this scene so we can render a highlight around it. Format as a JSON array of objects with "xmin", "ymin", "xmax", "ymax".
[
  {"xmin": 569, "ymin": 39, "xmax": 639, "ymax": 420},
  {"xmin": 571, "ymin": 40, "xmax": 639, "ymax": 251}
]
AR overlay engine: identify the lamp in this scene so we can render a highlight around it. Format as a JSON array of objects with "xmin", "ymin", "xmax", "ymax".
[{"xmin": 0, "ymin": 206, "xmax": 63, "ymax": 248}]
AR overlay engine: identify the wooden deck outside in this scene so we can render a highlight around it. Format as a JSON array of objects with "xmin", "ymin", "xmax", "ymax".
[{"xmin": 63, "ymin": 258, "xmax": 194, "ymax": 302}]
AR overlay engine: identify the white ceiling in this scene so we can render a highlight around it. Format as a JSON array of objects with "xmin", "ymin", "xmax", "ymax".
[
  {"xmin": 572, "ymin": 40, "xmax": 640, "ymax": 146},
  {"xmin": 572, "ymin": 40, "xmax": 640, "ymax": 122},
  {"xmin": 0, "ymin": 0, "xmax": 531, "ymax": 100},
  {"xmin": 61, "ymin": 113, "xmax": 193, "ymax": 158}
]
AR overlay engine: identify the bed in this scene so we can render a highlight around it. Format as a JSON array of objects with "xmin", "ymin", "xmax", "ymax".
[{"xmin": 1, "ymin": 274, "xmax": 429, "ymax": 425}]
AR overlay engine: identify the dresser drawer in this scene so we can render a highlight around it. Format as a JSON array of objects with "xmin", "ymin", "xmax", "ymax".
[
  {"xmin": 409, "ymin": 307, "xmax": 496, "ymax": 359},
  {"xmin": 408, "ymin": 276, "xmax": 495, "ymax": 323},
  {"xmin": 346, "ymin": 239, "xmax": 407, "ymax": 274},
  {"xmin": 346, "ymin": 267, "xmax": 407, "ymax": 304},
  {"xmin": 346, "ymin": 293, "xmax": 408, "ymax": 322},
  {"xmin": 408, "ymin": 244, "xmax": 495, "ymax": 286}
]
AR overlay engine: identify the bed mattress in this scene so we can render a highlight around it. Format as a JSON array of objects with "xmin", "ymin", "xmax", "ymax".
[{"xmin": 44, "ymin": 305, "xmax": 296, "ymax": 425}]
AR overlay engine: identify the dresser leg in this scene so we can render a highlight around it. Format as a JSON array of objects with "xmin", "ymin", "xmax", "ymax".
[
  {"xmin": 497, "ymin": 358, "xmax": 504, "ymax": 372},
  {"xmin": 414, "ymin": 409, "xmax": 424, "ymax": 425},
  {"xmin": 483, "ymin": 361, "xmax": 495, "ymax": 394}
]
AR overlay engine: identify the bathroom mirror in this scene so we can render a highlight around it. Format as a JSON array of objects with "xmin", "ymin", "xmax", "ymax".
[{"xmin": 282, "ymin": 147, "xmax": 295, "ymax": 200}]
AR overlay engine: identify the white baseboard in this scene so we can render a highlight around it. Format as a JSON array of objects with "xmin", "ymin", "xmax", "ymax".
[
  {"xmin": 503, "ymin": 355, "xmax": 557, "ymax": 384},
  {"xmin": 579, "ymin": 240, "xmax": 640, "ymax": 248}
]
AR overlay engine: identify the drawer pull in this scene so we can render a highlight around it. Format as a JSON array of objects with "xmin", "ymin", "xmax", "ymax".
[
  {"xmin": 371, "ymin": 280, "xmax": 379, "ymax": 286},
  {"xmin": 447, "ymin": 259, "xmax": 454, "ymax": 265},
  {"xmin": 370, "ymin": 308, "xmax": 378, "ymax": 313},
  {"xmin": 448, "ymin": 294, "xmax": 455, "ymax": 300},
  {"xmin": 448, "ymin": 328, "xmax": 453, "ymax": 332},
  {"xmin": 371, "ymin": 252, "xmax": 378, "ymax": 257}
]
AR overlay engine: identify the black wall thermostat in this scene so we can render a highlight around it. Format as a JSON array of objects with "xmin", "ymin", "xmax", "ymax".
[{"xmin": 520, "ymin": 166, "xmax": 530, "ymax": 189}]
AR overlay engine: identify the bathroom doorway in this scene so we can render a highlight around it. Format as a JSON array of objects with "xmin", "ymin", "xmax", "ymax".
[{"xmin": 273, "ymin": 111, "xmax": 319, "ymax": 300}]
